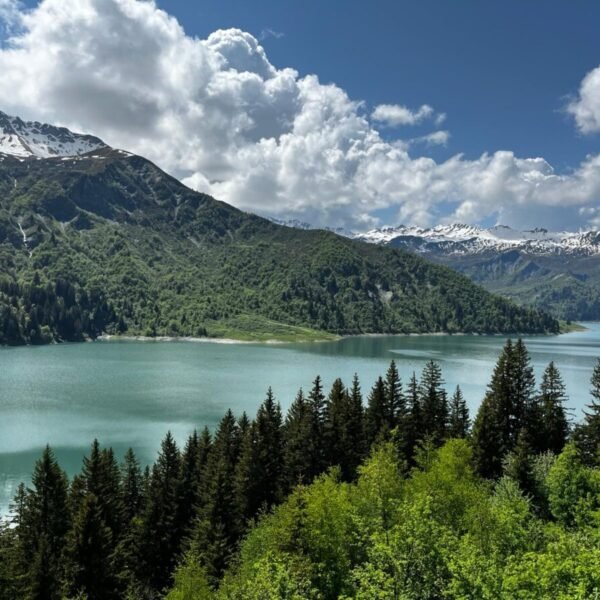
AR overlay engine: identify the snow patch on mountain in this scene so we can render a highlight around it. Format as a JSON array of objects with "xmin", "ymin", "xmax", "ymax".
[
  {"xmin": 354, "ymin": 224, "xmax": 600, "ymax": 256},
  {"xmin": 0, "ymin": 111, "xmax": 106, "ymax": 158}
]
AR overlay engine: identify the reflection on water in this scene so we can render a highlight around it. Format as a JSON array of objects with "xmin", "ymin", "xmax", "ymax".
[{"xmin": 0, "ymin": 322, "xmax": 598, "ymax": 514}]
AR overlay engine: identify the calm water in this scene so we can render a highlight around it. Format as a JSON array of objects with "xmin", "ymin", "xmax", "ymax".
[{"xmin": 0, "ymin": 324, "xmax": 599, "ymax": 514}]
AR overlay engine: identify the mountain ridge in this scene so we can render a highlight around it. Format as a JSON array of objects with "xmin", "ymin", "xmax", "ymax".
[{"xmin": 0, "ymin": 113, "xmax": 559, "ymax": 343}]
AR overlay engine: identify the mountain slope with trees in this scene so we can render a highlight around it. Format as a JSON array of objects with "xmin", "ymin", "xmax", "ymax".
[{"xmin": 0, "ymin": 147, "xmax": 558, "ymax": 344}]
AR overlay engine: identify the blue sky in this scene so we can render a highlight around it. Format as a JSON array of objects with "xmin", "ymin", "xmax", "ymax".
[
  {"xmin": 162, "ymin": 0, "xmax": 600, "ymax": 168},
  {"xmin": 1, "ymin": 0, "xmax": 599, "ymax": 230}
]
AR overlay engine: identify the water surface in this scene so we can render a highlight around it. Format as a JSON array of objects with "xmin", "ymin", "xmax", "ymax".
[{"xmin": 1, "ymin": 323, "xmax": 599, "ymax": 514}]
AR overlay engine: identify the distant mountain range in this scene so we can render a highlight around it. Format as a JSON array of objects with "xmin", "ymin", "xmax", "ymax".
[
  {"xmin": 271, "ymin": 220, "xmax": 600, "ymax": 321},
  {"xmin": 0, "ymin": 111, "xmax": 558, "ymax": 344}
]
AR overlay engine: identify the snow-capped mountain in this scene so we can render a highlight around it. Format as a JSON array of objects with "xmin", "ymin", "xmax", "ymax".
[
  {"xmin": 0, "ymin": 111, "xmax": 106, "ymax": 158},
  {"xmin": 355, "ymin": 224, "xmax": 600, "ymax": 256}
]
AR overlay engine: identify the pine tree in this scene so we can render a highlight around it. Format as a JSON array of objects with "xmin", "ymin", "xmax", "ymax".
[
  {"xmin": 193, "ymin": 410, "xmax": 240, "ymax": 584},
  {"xmin": 384, "ymin": 360, "xmax": 405, "ymax": 428},
  {"xmin": 471, "ymin": 393, "xmax": 504, "ymax": 479},
  {"xmin": 254, "ymin": 388, "xmax": 284, "ymax": 509},
  {"xmin": 399, "ymin": 372, "xmax": 423, "ymax": 464},
  {"xmin": 121, "ymin": 448, "xmax": 143, "ymax": 524},
  {"xmin": 537, "ymin": 362, "xmax": 569, "ymax": 454},
  {"xmin": 233, "ymin": 414, "xmax": 258, "ymax": 526},
  {"xmin": 138, "ymin": 431, "xmax": 182, "ymax": 594},
  {"xmin": 18, "ymin": 446, "xmax": 70, "ymax": 600},
  {"xmin": 419, "ymin": 360, "xmax": 448, "ymax": 445},
  {"xmin": 448, "ymin": 386, "xmax": 470, "ymax": 438},
  {"xmin": 365, "ymin": 376, "xmax": 388, "ymax": 446},
  {"xmin": 324, "ymin": 378, "xmax": 348, "ymax": 468},
  {"xmin": 283, "ymin": 389, "xmax": 313, "ymax": 490},
  {"xmin": 344, "ymin": 374, "xmax": 366, "ymax": 480},
  {"xmin": 67, "ymin": 493, "xmax": 118, "ymax": 600},
  {"xmin": 472, "ymin": 339, "xmax": 537, "ymax": 478},
  {"xmin": 307, "ymin": 375, "xmax": 327, "ymax": 479},
  {"xmin": 176, "ymin": 431, "xmax": 205, "ymax": 542}
]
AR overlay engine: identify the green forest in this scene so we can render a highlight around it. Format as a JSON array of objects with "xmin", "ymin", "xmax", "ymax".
[
  {"xmin": 0, "ymin": 341, "xmax": 599, "ymax": 599},
  {"xmin": 0, "ymin": 150, "xmax": 559, "ymax": 344}
]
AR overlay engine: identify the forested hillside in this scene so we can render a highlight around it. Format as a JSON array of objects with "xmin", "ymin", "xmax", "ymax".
[
  {"xmin": 1, "ymin": 343, "xmax": 599, "ymax": 599},
  {"xmin": 0, "ymin": 149, "xmax": 558, "ymax": 344}
]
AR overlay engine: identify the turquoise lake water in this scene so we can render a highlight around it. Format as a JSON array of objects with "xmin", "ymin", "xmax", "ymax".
[{"xmin": 0, "ymin": 323, "xmax": 599, "ymax": 514}]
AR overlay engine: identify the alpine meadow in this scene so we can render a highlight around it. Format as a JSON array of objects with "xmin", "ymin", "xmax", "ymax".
[{"xmin": 0, "ymin": 1, "xmax": 599, "ymax": 599}]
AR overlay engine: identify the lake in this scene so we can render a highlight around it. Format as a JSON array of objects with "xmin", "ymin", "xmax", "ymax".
[{"xmin": 1, "ymin": 323, "xmax": 599, "ymax": 514}]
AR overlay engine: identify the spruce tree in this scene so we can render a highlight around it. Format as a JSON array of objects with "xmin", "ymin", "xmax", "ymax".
[
  {"xmin": 233, "ymin": 414, "xmax": 258, "ymax": 526},
  {"xmin": 254, "ymin": 388, "xmax": 284, "ymax": 509},
  {"xmin": 193, "ymin": 410, "xmax": 240, "ymax": 584},
  {"xmin": 448, "ymin": 386, "xmax": 470, "ymax": 438},
  {"xmin": 384, "ymin": 360, "xmax": 405, "ymax": 428},
  {"xmin": 324, "ymin": 378, "xmax": 348, "ymax": 468},
  {"xmin": 18, "ymin": 446, "xmax": 70, "ymax": 600},
  {"xmin": 307, "ymin": 376, "xmax": 327, "ymax": 479},
  {"xmin": 419, "ymin": 360, "xmax": 448, "ymax": 445},
  {"xmin": 138, "ymin": 431, "xmax": 182, "ymax": 594},
  {"xmin": 399, "ymin": 372, "xmax": 423, "ymax": 464},
  {"xmin": 283, "ymin": 389, "xmax": 313, "ymax": 489},
  {"xmin": 365, "ymin": 376, "xmax": 388, "ymax": 447},
  {"xmin": 537, "ymin": 361, "xmax": 569, "ymax": 454},
  {"xmin": 472, "ymin": 339, "xmax": 536, "ymax": 478},
  {"xmin": 121, "ymin": 448, "xmax": 143, "ymax": 524},
  {"xmin": 344, "ymin": 373, "xmax": 366, "ymax": 480},
  {"xmin": 471, "ymin": 393, "xmax": 504, "ymax": 479},
  {"xmin": 67, "ymin": 493, "xmax": 118, "ymax": 600}
]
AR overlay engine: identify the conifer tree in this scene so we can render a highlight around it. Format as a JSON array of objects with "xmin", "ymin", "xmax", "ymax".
[
  {"xmin": 324, "ymin": 378, "xmax": 348, "ymax": 468},
  {"xmin": 254, "ymin": 388, "xmax": 284, "ymax": 509},
  {"xmin": 67, "ymin": 493, "xmax": 118, "ymax": 600},
  {"xmin": 365, "ymin": 376, "xmax": 388, "ymax": 447},
  {"xmin": 537, "ymin": 361, "xmax": 569, "ymax": 454},
  {"xmin": 193, "ymin": 410, "xmax": 240, "ymax": 584},
  {"xmin": 18, "ymin": 446, "xmax": 70, "ymax": 600},
  {"xmin": 283, "ymin": 389, "xmax": 313, "ymax": 489},
  {"xmin": 472, "ymin": 339, "xmax": 537, "ymax": 478},
  {"xmin": 398, "ymin": 372, "xmax": 423, "ymax": 464},
  {"xmin": 307, "ymin": 376, "xmax": 327, "ymax": 479},
  {"xmin": 471, "ymin": 393, "xmax": 504, "ymax": 479},
  {"xmin": 448, "ymin": 386, "xmax": 470, "ymax": 438},
  {"xmin": 121, "ymin": 448, "xmax": 143, "ymax": 524},
  {"xmin": 233, "ymin": 414, "xmax": 258, "ymax": 526},
  {"xmin": 344, "ymin": 373, "xmax": 367, "ymax": 480},
  {"xmin": 176, "ymin": 431, "xmax": 206, "ymax": 542},
  {"xmin": 138, "ymin": 431, "xmax": 182, "ymax": 594},
  {"xmin": 385, "ymin": 360, "xmax": 405, "ymax": 428},
  {"xmin": 419, "ymin": 360, "xmax": 448, "ymax": 445}
]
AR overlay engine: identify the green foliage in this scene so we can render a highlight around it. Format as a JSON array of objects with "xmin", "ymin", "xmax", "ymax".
[{"xmin": 0, "ymin": 150, "xmax": 559, "ymax": 345}]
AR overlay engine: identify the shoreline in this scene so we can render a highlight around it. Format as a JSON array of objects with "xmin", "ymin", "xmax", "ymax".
[{"xmin": 96, "ymin": 325, "xmax": 587, "ymax": 346}]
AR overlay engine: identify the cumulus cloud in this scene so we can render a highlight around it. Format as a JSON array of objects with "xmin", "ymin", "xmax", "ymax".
[
  {"xmin": 568, "ymin": 64, "xmax": 600, "ymax": 134},
  {"xmin": 371, "ymin": 103, "xmax": 443, "ymax": 127},
  {"xmin": 0, "ymin": 0, "xmax": 598, "ymax": 231}
]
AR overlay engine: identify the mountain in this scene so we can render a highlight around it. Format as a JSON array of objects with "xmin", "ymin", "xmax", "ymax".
[
  {"xmin": 354, "ymin": 223, "xmax": 600, "ymax": 256},
  {"xmin": 0, "ymin": 114, "xmax": 558, "ymax": 344},
  {"xmin": 353, "ymin": 224, "xmax": 600, "ymax": 321},
  {"xmin": 0, "ymin": 111, "xmax": 106, "ymax": 158}
]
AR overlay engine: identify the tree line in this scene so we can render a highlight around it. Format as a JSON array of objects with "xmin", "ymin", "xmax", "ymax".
[{"xmin": 0, "ymin": 340, "xmax": 599, "ymax": 599}]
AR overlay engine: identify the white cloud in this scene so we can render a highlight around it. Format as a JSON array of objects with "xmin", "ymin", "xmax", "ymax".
[
  {"xmin": 371, "ymin": 103, "xmax": 441, "ymax": 127},
  {"xmin": 411, "ymin": 130, "xmax": 450, "ymax": 147},
  {"xmin": 0, "ymin": 0, "xmax": 598, "ymax": 231},
  {"xmin": 568, "ymin": 64, "xmax": 600, "ymax": 134}
]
